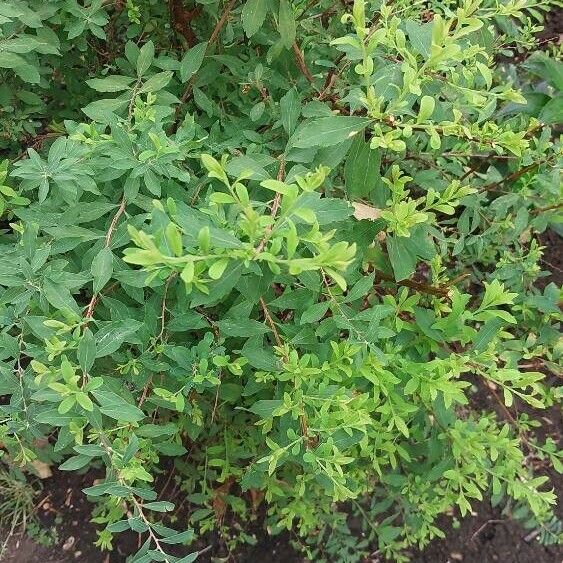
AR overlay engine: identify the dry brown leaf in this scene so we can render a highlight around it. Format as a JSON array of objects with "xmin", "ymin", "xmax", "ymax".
[
  {"xmin": 212, "ymin": 477, "xmax": 234, "ymax": 524},
  {"xmin": 352, "ymin": 202, "xmax": 381, "ymax": 221},
  {"xmin": 250, "ymin": 488, "xmax": 265, "ymax": 511},
  {"xmin": 30, "ymin": 460, "xmax": 53, "ymax": 479}
]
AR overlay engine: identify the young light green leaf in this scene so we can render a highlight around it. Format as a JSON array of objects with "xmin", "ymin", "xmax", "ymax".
[
  {"xmin": 417, "ymin": 95, "xmax": 435, "ymax": 123},
  {"xmin": 208, "ymin": 258, "xmax": 229, "ymax": 280}
]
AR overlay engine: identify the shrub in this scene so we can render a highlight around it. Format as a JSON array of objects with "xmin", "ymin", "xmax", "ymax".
[{"xmin": 0, "ymin": 0, "xmax": 561, "ymax": 561}]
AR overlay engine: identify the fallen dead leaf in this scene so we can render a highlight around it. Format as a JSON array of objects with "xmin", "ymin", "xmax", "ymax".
[
  {"xmin": 30, "ymin": 460, "xmax": 52, "ymax": 479},
  {"xmin": 250, "ymin": 488, "xmax": 265, "ymax": 511},
  {"xmin": 62, "ymin": 536, "xmax": 75, "ymax": 551},
  {"xmin": 212, "ymin": 477, "xmax": 234, "ymax": 525},
  {"xmin": 353, "ymin": 202, "xmax": 381, "ymax": 221}
]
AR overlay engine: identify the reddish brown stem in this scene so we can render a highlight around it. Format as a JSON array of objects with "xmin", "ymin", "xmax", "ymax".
[
  {"xmin": 479, "ymin": 161, "xmax": 545, "ymax": 193},
  {"xmin": 259, "ymin": 297, "xmax": 287, "ymax": 361},
  {"xmin": 373, "ymin": 268, "xmax": 450, "ymax": 298},
  {"xmin": 292, "ymin": 41, "xmax": 315, "ymax": 85},
  {"xmin": 169, "ymin": 0, "xmax": 201, "ymax": 47},
  {"xmin": 170, "ymin": 0, "xmax": 237, "ymax": 131}
]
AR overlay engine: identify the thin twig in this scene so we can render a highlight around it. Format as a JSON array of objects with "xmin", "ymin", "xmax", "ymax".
[
  {"xmin": 479, "ymin": 161, "xmax": 546, "ymax": 193},
  {"xmin": 259, "ymin": 297, "xmax": 288, "ymax": 363},
  {"xmin": 171, "ymin": 0, "xmax": 237, "ymax": 130},
  {"xmin": 157, "ymin": 273, "xmax": 177, "ymax": 341},
  {"xmin": 431, "ymin": 151, "xmax": 519, "ymax": 160},
  {"xmin": 196, "ymin": 307, "xmax": 219, "ymax": 338},
  {"xmin": 131, "ymin": 497, "xmax": 168, "ymax": 557},
  {"xmin": 84, "ymin": 198, "xmax": 126, "ymax": 320},
  {"xmin": 137, "ymin": 376, "xmax": 152, "ymax": 408},
  {"xmin": 208, "ymin": 0, "xmax": 237, "ymax": 46},
  {"xmin": 373, "ymin": 268, "xmax": 451, "ymax": 298},
  {"xmin": 317, "ymin": 53, "xmax": 346, "ymax": 101},
  {"xmin": 292, "ymin": 41, "xmax": 316, "ymax": 85},
  {"xmin": 488, "ymin": 384, "xmax": 519, "ymax": 427},
  {"xmin": 471, "ymin": 519, "xmax": 505, "ymax": 542},
  {"xmin": 104, "ymin": 198, "xmax": 126, "ymax": 246},
  {"xmin": 255, "ymin": 159, "xmax": 285, "ymax": 253},
  {"xmin": 523, "ymin": 528, "xmax": 541, "ymax": 542},
  {"xmin": 254, "ymin": 159, "xmax": 289, "ymax": 364},
  {"xmin": 210, "ymin": 369, "xmax": 223, "ymax": 423},
  {"xmin": 531, "ymin": 202, "xmax": 563, "ymax": 215}
]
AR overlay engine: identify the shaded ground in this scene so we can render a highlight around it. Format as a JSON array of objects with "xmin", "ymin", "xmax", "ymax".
[{"xmin": 538, "ymin": 5, "xmax": 563, "ymax": 47}]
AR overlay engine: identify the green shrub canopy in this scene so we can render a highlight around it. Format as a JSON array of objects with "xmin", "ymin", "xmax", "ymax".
[{"xmin": 0, "ymin": 0, "xmax": 561, "ymax": 561}]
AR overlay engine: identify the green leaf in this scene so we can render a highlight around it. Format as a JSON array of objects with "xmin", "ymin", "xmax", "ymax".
[
  {"xmin": 81, "ymin": 98, "xmax": 128, "ymax": 123},
  {"xmin": 300, "ymin": 301, "xmax": 329, "ymax": 324},
  {"xmin": 472, "ymin": 318, "xmax": 504, "ymax": 352},
  {"xmin": 139, "ymin": 71, "xmax": 173, "ymax": 93},
  {"xmin": 405, "ymin": 20, "xmax": 432, "ymax": 59},
  {"xmin": 76, "ymin": 392, "xmax": 93, "ymax": 411},
  {"xmin": 250, "ymin": 101, "xmax": 265, "ymax": 121},
  {"xmin": 539, "ymin": 95, "xmax": 563, "ymax": 125},
  {"xmin": 92, "ymin": 389, "xmax": 145, "ymax": 422},
  {"xmin": 280, "ymin": 89, "xmax": 301, "ymax": 135},
  {"xmin": 159, "ymin": 530, "xmax": 194, "ymax": 544},
  {"xmin": 278, "ymin": 0, "xmax": 296, "ymax": 48},
  {"xmin": 386, "ymin": 235, "xmax": 417, "ymax": 281},
  {"xmin": 136, "ymin": 41, "xmax": 154, "ymax": 76},
  {"xmin": 344, "ymin": 136, "xmax": 381, "ymax": 198},
  {"xmin": 174, "ymin": 203, "xmax": 243, "ymax": 249},
  {"xmin": 0, "ymin": 52, "xmax": 26, "ymax": 68},
  {"xmin": 95, "ymin": 320, "xmax": 143, "ymax": 358},
  {"xmin": 216, "ymin": 318, "xmax": 270, "ymax": 337},
  {"xmin": 291, "ymin": 116, "xmax": 371, "ymax": 148},
  {"xmin": 417, "ymin": 95, "xmax": 435, "ymax": 122},
  {"xmin": 86, "ymin": 75, "xmax": 135, "ymax": 92},
  {"xmin": 77, "ymin": 328, "xmax": 96, "ymax": 374},
  {"xmin": 91, "ymin": 247, "xmax": 113, "ymax": 293},
  {"xmin": 180, "ymin": 42, "xmax": 207, "ymax": 82},
  {"xmin": 248, "ymin": 400, "xmax": 283, "ymax": 418},
  {"xmin": 261, "ymin": 179, "xmax": 293, "ymax": 195},
  {"xmin": 34, "ymin": 409, "xmax": 79, "ymax": 426},
  {"xmin": 242, "ymin": 0, "xmax": 269, "ymax": 38},
  {"xmin": 181, "ymin": 261, "xmax": 195, "ymax": 284},
  {"xmin": 208, "ymin": 258, "xmax": 229, "ymax": 280},
  {"xmin": 143, "ymin": 501, "xmax": 174, "ymax": 512},
  {"xmin": 344, "ymin": 273, "xmax": 375, "ymax": 303},
  {"xmin": 59, "ymin": 455, "xmax": 91, "ymax": 471},
  {"xmin": 58, "ymin": 395, "xmax": 76, "ymax": 414},
  {"xmin": 43, "ymin": 279, "xmax": 80, "ymax": 315},
  {"xmin": 154, "ymin": 442, "xmax": 187, "ymax": 456},
  {"xmin": 378, "ymin": 525, "xmax": 402, "ymax": 544}
]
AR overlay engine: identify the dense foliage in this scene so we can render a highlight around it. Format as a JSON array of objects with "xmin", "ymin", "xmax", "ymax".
[{"xmin": 0, "ymin": 0, "xmax": 561, "ymax": 561}]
